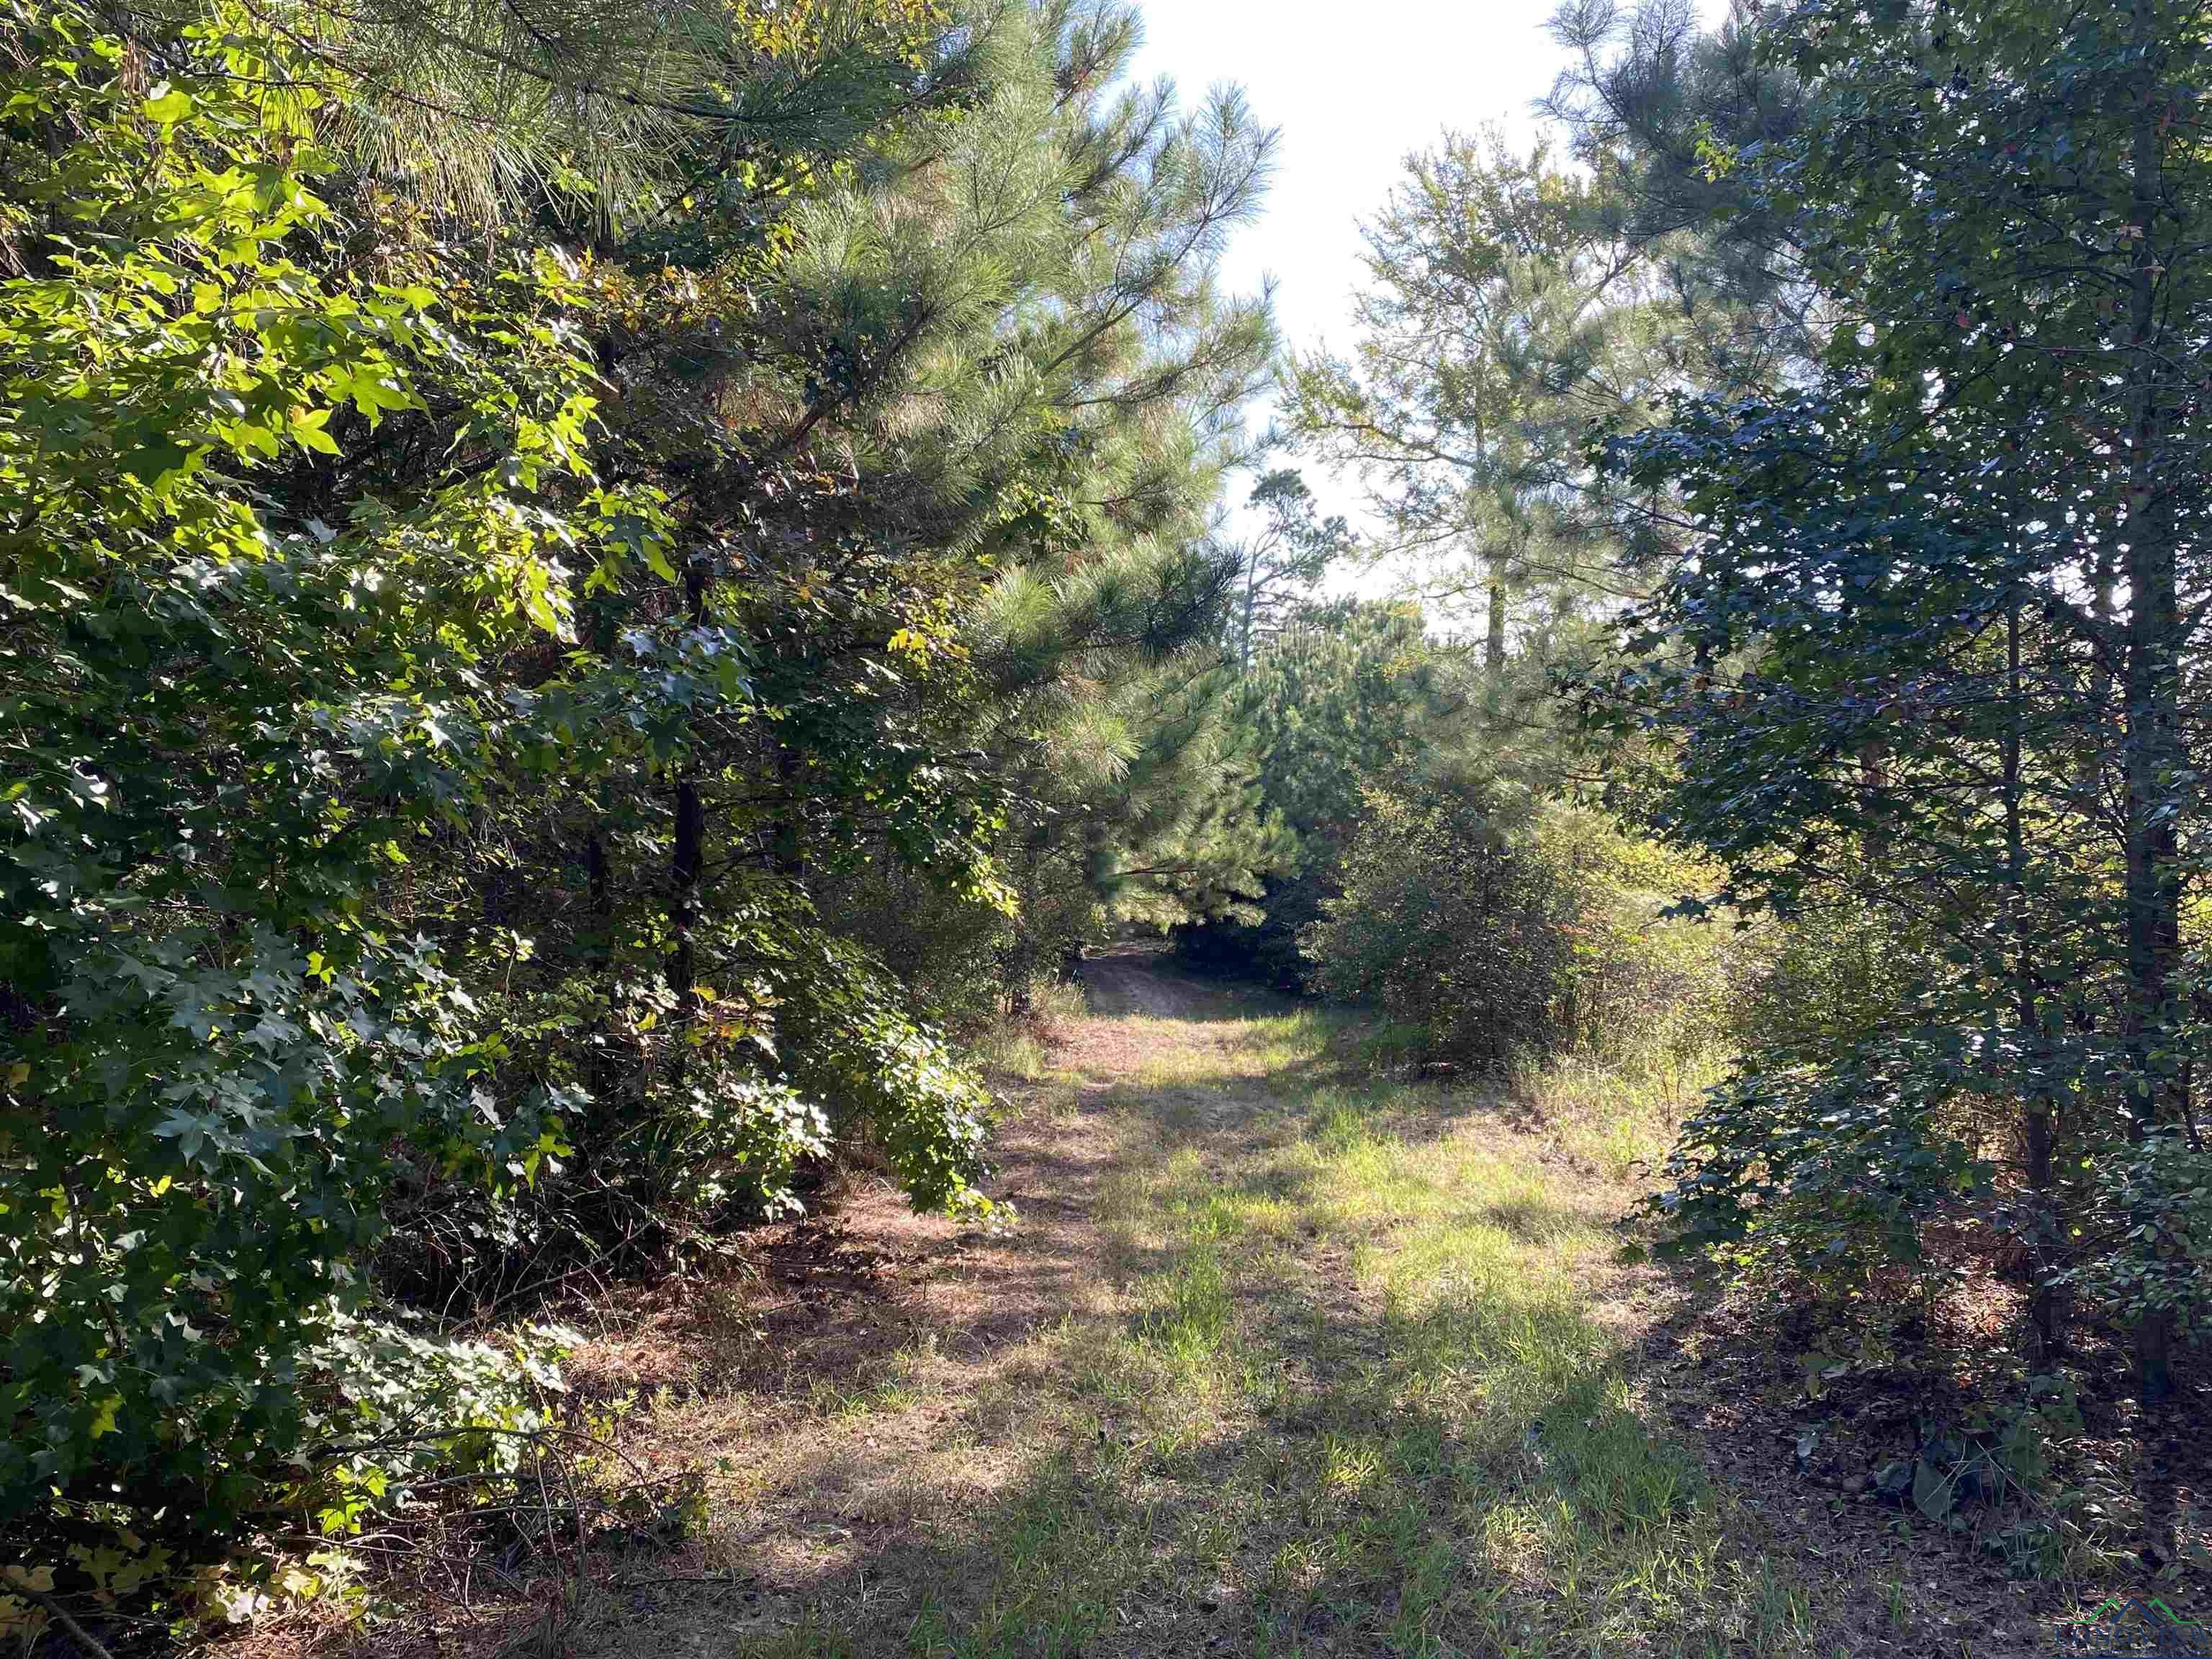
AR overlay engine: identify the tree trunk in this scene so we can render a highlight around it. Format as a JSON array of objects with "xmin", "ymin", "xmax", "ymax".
[
  {"xmin": 667, "ymin": 557, "xmax": 709, "ymax": 1079},
  {"xmin": 1241, "ymin": 549, "xmax": 1259, "ymax": 674},
  {"xmin": 2004, "ymin": 597, "xmax": 2060, "ymax": 1362},
  {"xmin": 585, "ymin": 826, "xmax": 619, "ymax": 1107},
  {"xmin": 670, "ymin": 780, "xmax": 704, "ymax": 998},
  {"xmin": 577, "ymin": 547, "xmax": 624, "ymax": 1112},
  {"xmin": 770, "ymin": 745, "xmax": 804, "ymax": 881},
  {"xmin": 1485, "ymin": 559, "xmax": 1507, "ymax": 675},
  {"xmin": 2117, "ymin": 0, "xmax": 2182, "ymax": 1402}
]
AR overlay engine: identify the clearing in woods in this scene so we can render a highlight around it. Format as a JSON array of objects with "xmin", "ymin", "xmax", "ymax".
[{"xmin": 488, "ymin": 948, "xmax": 2041, "ymax": 1659}]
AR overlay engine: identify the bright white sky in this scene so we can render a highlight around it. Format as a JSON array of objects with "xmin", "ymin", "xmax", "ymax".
[
  {"xmin": 1125, "ymin": 1, "xmax": 1590, "ymax": 387},
  {"xmin": 1123, "ymin": 0, "xmax": 1726, "ymax": 597}
]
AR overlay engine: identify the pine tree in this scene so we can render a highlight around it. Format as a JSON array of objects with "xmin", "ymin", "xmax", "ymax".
[
  {"xmin": 1178, "ymin": 601, "xmax": 1456, "ymax": 986},
  {"xmin": 1283, "ymin": 129, "xmax": 1690, "ymax": 665},
  {"xmin": 0, "ymin": 0, "xmax": 1292, "ymax": 1547},
  {"xmin": 1226, "ymin": 469, "xmax": 1352, "ymax": 671}
]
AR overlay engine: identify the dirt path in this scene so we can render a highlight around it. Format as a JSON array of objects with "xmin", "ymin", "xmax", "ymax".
[
  {"xmin": 331, "ymin": 950, "xmax": 2105, "ymax": 1659},
  {"xmin": 543, "ymin": 950, "xmax": 1683, "ymax": 1659},
  {"xmin": 1072, "ymin": 942, "xmax": 1223, "ymax": 1020},
  {"xmin": 535, "ymin": 949, "xmax": 1333, "ymax": 1656}
]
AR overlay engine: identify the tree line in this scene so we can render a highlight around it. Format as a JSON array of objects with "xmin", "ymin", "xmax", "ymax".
[
  {"xmin": 4, "ymin": 0, "xmax": 2208, "ymax": 1622},
  {"xmin": 1218, "ymin": 0, "xmax": 2212, "ymax": 1437},
  {"xmin": 1572, "ymin": 0, "xmax": 2212, "ymax": 1409}
]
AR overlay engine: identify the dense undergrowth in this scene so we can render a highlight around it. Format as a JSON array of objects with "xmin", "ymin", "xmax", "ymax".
[{"xmin": 1, "ymin": 0, "xmax": 1292, "ymax": 1621}]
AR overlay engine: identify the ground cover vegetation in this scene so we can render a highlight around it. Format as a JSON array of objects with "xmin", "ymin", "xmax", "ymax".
[{"xmin": 1, "ymin": 0, "xmax": 2206, "ymax": 1648}]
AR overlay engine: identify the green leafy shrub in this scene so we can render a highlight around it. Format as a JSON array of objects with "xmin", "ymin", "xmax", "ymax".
[
  {"xmin": 1303, "ymin": 787, "xmax": 1727, "ymax": 1066},
  {"xmin": 1722, "ymin": 899, "xmax": 1943, "ymax": 1061},
  {"xmin": 1652, "ymin": 902, "xmax": 2000, "ymax": 1300},
  {"xmin": 372, "ymin": 912, "xmax": 995, "ymax": 1316},
  {"xmin": 1303, "ymin": 788, "xmax": 1553, "ymax": 1059},
  {"xmin": 1646, "ymin": 1043, "xmax": 1990, "ymax": 1298},
  {"xmin": 298, "ymin": 1313, "xmax": 580, "ymax": 1537},
  {"xmin": 0, "ymin": 1, "xmax": 613, "ymax": 1545},
  {"xmin": 2059, "ymin": 1129, "xmax": 2212, "ymax": 1349},
  {"xmin": 779, "ymin": 938, "xmax": 994, "ymax": 1215}
]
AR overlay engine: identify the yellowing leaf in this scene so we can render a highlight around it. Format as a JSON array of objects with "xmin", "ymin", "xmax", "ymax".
[
  {"xmin": 287, "ymin": 406, "xmax": 339, "ymax": 455},
  {"xmin": 0, "ymin": 1594, "xmax": 48, "ymax": 1639},
  {"xmin": 143, "ymin": 85, "xmax": 192, "ymax": 124}
]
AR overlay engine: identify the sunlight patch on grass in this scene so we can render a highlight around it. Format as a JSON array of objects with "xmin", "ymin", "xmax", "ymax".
[
  {"xmin": 1035, "ymin": 1027, "xmax": 1812, "ymax": 1657},
  {"xmin": 697, "ymin": 989, "xmax": 1811, "ymax": 1659},
  {"xmin": 1515, "ymin": 1043, "xmax": 1727, "ymax": 1183},
  {"xmin": 976, "ymin": 1024, "xmax": 1051, "ymax": 1080}
]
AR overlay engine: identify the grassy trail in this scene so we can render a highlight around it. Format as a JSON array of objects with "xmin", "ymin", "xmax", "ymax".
[{"xmin": 571, "ymin": 951, "xmax": 1826, "ymax": 1659}]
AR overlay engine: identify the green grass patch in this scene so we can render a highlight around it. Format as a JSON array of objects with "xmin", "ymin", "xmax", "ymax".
[
  {"xmin": 904, "ymin": 1007, "xmax": 1813, "ymax": 1657},
  {"xmin": 684, "ymin": 988, "xmax": 1815, "ymax": 1659}
]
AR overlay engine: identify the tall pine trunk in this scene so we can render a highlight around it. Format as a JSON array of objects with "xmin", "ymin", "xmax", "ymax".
[
  {"xmin": 1485, "ymin": 557, "xmax": 1507, "ymax": 675},
  {"xmin": 2004, "ymin": 595, "xmax": 2059, "ymax": 1361},
  {"xmin": 668, "ymin": 556, "xmax": 709, "ymax": 1082},
  {"xmin": 1241, "ymin": 551, "xmax": 1259, "ymax": 674},
  {"xmin": 2116, "ymin": 0, "xmax": 2182, "ymax": 1402}
]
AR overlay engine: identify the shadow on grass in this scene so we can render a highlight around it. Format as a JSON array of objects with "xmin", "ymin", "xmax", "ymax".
[
  {"xmin": 568, "ymin": 1259, "xmax": 1760, "ymax": 1659},
  {"xmin": 536, "ymin": 991, "xmax": 1822, "ymax": 1659}
]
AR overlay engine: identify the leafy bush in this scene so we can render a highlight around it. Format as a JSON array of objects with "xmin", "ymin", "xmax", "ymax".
[
  {"xmin": 1304, "ymin": 788, "xmax": 1557, "ymax": 1058},
  {"xmin": 1303, "ymin": 787, "xmax": 1727, "ymax": 1066},
  {"xmin": 1644, "ymin": 899, "xmax": 2000, "ymax": 1300},
  {"xmin": 0, "ymin": 4, "xmax": 603, "ymax": 1544},
  {"xmin": 778, "ymin": 938, "xmax": 995, "ymax": 1215},
  {"xmin": 1645, "ymin": 1042, "xmax": 1990, "ymax": 1297},
  {"xmin": 818, "ymin": 842, "xmax": 1099, "ymax": 1036},
  {"xmin": 1722, "ymin": 898, "xmax": 1944, "ymax": 1061},
  {"xmin": 2059, "ymin": 1129, "xmax": 2212, "ymax": 1348},
  {"xmin": 370, "ymin": 913, "xmax": 995, "ymax": 1323},
  {"xmin": 298, "ymin": 1313, "xmax": 581, "ymax": 1536}
]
